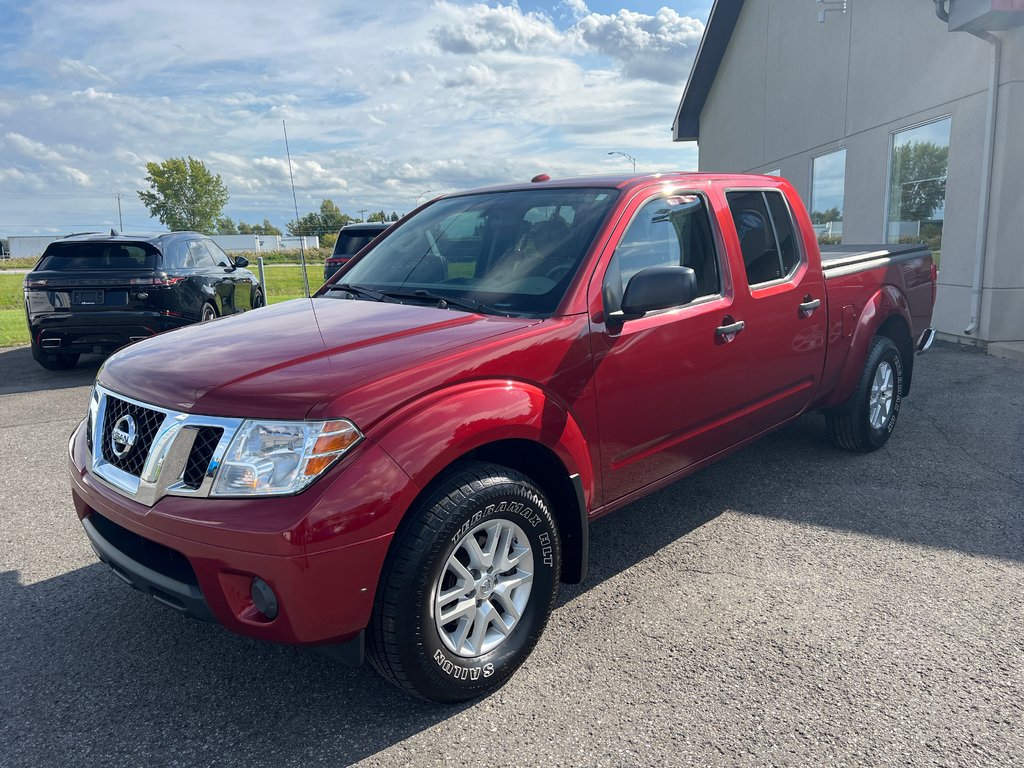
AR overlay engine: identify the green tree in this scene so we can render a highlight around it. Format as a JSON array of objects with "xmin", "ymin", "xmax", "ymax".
[
  {"xmin": 216, "ymin": 216, "xmax": 239, "ymax": 235},
  {"xmin": 137, "ymin": 156, "xmax": 229, "ymax": 233},
  {"xmin": 809, "ymin": 207, "xmax": 842, "ymax": 225},
  {"xmin": 389, "ymin": 212, "xmax": 401, "ymax": 222},
  {"xmin": 287, "ymin": 199, "xmax": 353, "ymax": 236},
  {"xmin": 367, "ymin": 209, "xmax": 388, "ymax": 223},
  {"xmin": 239, "ymin": 219, "xmax": 282, "ymax": 236},
  {"xmin": 890, "ymin": 141, "xmax": 949, "ymax": 223}
]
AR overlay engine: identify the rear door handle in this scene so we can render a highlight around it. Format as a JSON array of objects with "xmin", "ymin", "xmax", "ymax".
[
  {"xmin": 715, "ymin": 319, "xmax": 745, "ymax": 336},
  {"xmin": 799, "ymin": 297, "xmax": 821, "ymax": 315}
]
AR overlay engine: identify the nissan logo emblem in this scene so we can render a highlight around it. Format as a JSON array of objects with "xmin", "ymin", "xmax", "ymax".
[{"xmin": 110, "ymin": 414, "xmax": 138, "ymax": 458}]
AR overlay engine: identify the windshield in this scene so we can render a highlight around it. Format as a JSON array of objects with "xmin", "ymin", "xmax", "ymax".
[
  {"xmin": 333, "ymin": 188, "xmax": 618, "ymax": 316},
  {"xmin": 37, "ymin": 242, "xmax": 160, "ymax": 271}
]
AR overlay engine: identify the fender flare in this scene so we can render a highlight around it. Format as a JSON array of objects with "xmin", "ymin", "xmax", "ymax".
[
  {"xmin": 824, "ymin": 285, "xmax": 914, "ymax": 410},
  {"xmin": 372, "ymin": 379, "xmax": 595, "ymax": 581},
  {"xmin": 374, "ymin": 379, "xmax": 595, "ymax": 505}
]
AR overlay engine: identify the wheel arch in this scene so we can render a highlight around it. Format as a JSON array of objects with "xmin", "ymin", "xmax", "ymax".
[{"xmin": 373, "ymin": 381, "xmax": 594, "ymax": 584}]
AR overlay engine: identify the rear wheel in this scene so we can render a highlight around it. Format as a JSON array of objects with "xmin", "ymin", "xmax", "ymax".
[
  {"xmin": 31, "ymin": 341, "xmax": 79, "ymax": 371},
  {"xmin": 367, "ymin": 462, "xmax": 560, "ymax": 702},
  {"xmin": 200, "ymin": 303, "xmax": 217, "ymax": 322},
  {"xmin": 826, "ymin": 335, "xmax": 904, "ymax": 452}
]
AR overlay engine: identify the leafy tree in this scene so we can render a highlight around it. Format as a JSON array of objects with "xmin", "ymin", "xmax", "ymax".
[
  {"xmin": 890, "ymin": 141, "xmax": 948, "ymax": 223},
  {"xmin": 216, "ymin": 216, "xmax": 239, "ymax": 235},
  {"xmin": 389, "ymin": 212, "xmax": 401, "ymax": 222},
  {"xmin": 367, "ymin": 209, "xmax": 388, "ymax": 223},
  {"xmin": 288, "ymin": 199, "xmax": 353, "ymax": 236},
  {"xmin": 239, "ymin": 219, "xmax": 282, "ymax": 236},
  {"xmin": 137, "ymin": 156, "xmax": 229, "ymax": 233},
  {"xmin": 810, "ymin": 207, "xmax": 842, "ymax": 225}
]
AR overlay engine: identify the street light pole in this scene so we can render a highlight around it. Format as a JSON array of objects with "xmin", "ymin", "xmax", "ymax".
[
  {"xmin": 116, "ymin": 194, "xmax": 124, "ymax": 232},
  {"xmin": 607, "ymin": 151, "xmax": 637, "ymax": 173}
]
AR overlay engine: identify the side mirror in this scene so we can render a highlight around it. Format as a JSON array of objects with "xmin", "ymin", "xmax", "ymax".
[
  {"xmin": 233, "ymin": 256, "xmax": 250, "ymax": 269},
  {"xmin": 615, "ymin": 266, "xmax": 697, "ymax": 321}
]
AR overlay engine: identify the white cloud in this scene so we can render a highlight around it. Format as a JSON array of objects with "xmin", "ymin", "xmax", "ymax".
[{"xmin": 0, "ymin": 0, "xmax": 703, "ymax": 234}]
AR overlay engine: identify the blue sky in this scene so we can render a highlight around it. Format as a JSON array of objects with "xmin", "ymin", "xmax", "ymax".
[{"xmin": 0, "ymin": 1, "xmax": 709, "ymax": 236}]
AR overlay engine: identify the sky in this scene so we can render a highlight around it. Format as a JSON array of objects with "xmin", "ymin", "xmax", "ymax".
[{"xmin": 0, "ymin": 0, "xmax": 710, "ymax": 238}]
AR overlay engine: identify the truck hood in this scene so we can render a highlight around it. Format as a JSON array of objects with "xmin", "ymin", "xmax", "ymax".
[{"xmin": 99, "ymin": 298, "xmax": 540, "ymax": 418}]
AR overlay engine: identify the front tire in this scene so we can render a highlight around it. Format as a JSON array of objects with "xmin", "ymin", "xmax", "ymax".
[
  {"xmin": 367, "ymin": 462, "xmax": 561, "ymax": 702},
  {"xmin": 826, "ymin": 335, "xmax": 904, "ymax": 452}
]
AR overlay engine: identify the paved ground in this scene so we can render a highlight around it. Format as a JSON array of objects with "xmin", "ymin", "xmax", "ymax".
[{"xmin": 1, "ymin": 342, "xmax": 1021, "ymax": 767}]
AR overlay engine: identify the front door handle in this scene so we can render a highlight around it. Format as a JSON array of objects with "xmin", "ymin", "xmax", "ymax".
[
  {"xmin": 715, "ymin": 319, "xmax": 745, "ymax": 337},
  {"xmin": 799, "ymin": 297, "xmax": 822, "ymax": 316}
]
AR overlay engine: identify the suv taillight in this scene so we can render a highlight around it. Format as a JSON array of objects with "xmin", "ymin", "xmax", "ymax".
[{"xmin": 132, "ymin": 274, "xmax": 186, "ymax": 286}]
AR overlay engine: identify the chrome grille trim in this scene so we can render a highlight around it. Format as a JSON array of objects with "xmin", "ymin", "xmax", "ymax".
[{"xmin": 88, "ymin": 384, "xmax": 243, "ymax": 507}]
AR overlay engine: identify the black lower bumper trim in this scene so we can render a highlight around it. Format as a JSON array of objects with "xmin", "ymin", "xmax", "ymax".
[{"xmin": 82, "ymin": 514, "xmax": 215, "ymax": 623}]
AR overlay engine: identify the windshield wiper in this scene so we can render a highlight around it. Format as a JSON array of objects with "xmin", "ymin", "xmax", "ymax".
[
  {"xmin": 327, "ymin": 283, "xmax": 393, "ymax": 302},
  {"xmin": 384, "ymin": 289, "xmax": 515, "ymax": 317}
]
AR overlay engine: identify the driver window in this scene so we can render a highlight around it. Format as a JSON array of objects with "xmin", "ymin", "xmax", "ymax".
[{"xmin": 603, "ymin": 194, "xmax": 721, "ymax": 314}]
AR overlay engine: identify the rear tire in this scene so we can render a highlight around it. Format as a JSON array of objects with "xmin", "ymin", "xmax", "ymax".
[
  {"xmin": 826, "ymin": 335, "xmax": 904, "ymax": 452},
  {"xmin": 200, "ymin": 303, "xmax": 217, "ymax": 322},
  {"xmin": 367, "ymin": 462, "xmax": 560, "ymax": 702},
  {"xmin": 31, "ymin": 342, "xmax": 79, "ymax": 371}
]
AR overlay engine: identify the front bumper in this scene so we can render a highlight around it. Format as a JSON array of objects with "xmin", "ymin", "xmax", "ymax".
[{"xmin": 68, "ymin": 419, "xmax": 419, "ymax": 647}]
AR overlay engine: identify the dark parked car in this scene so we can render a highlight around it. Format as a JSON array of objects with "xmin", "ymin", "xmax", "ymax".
[
  {"xmin": 323, "ymin": 222, "xmax": 391, "ymax": 281},
  {"xmin": 24, "ymin": 232, "xmax": 264, "ymax": 370}
]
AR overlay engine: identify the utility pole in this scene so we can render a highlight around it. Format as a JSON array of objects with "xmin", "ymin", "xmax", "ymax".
[
  {"xmin": 358, "ymin": 209, "xmax": 368, "ymax": 222},
  {"xmin": 116, "ymin": 194, "xmax": 124, "ymax": 232}
]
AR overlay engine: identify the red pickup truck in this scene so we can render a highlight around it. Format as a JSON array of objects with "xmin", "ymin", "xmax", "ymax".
[{"xmin": 68, "ymin": 173, "xmax": 936, "ymax": 702}]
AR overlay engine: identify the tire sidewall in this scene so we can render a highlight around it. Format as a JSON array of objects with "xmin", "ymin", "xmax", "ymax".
[
  {"xmin": 404, "ymin": 478, "xmax": 559, "ymax": 700},
  {"xmin": 863, "ymin": 339, "xmax": 903, "ymax": 448}
]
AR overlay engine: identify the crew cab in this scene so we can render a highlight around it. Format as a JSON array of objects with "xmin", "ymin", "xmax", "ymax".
[{"xmin": 68, "ymin": 173, "xmax": 936, "ymax": 702}]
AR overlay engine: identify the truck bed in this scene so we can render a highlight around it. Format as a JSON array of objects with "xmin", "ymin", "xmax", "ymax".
[{"xmin": 820, "ymin": 243, "xmax": 932, "ymax": 279}]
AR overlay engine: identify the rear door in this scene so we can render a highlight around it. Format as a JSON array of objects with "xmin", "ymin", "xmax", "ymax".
[
  {"xmin": 589, "ymin": 189, "xmax": 750, "ymax": 504},
  {"xmin": 722, "ymin": 186, "xmax": 826, "ymax": 433}
]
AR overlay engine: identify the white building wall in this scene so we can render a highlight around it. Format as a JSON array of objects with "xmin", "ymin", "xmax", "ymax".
[{"xmin": 696, "ymin": 0, "xmax": 1024, "ymax": 345}]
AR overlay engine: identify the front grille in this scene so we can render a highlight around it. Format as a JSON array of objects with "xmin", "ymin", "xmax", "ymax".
[
  {"xmin": 86, "ymin": 416, "xmax": 93, "ymax": 451},
  {"xmin": 100, "ymin": 396, "xmax": 166, "ymax": 477},
  {"xmin": 182, "ymin": 427, "xmax": 223, "ymax": 489}
]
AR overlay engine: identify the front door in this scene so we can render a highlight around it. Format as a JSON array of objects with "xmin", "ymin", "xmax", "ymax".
[{"xmin": 589, "ymin": 191, "xmax": 750, "ymax": 504}]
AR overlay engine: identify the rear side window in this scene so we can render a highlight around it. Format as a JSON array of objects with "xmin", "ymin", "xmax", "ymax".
[
  {"xmin": 185, "ymin": 240, "xmax": 216, "ymax": 268},
  {"xmin": 37, "ymin": 243, "xmax": 159, "ymax": 271},
  {"xmin": 726, "ymin": 190, "xmax": 802, "ymax": 286},
  {"xmin": 604, "ymin": 193, "xmax": 721, "ymax": 314}
]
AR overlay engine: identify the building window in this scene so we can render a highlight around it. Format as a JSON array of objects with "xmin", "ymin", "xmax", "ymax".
[
  {"xmin": 886, "ymin": 117, "xmax": 951, "ymax": 257},
  {"xmin": 810, "ymin": 148, "xmax": 846, "ymax": 244}
]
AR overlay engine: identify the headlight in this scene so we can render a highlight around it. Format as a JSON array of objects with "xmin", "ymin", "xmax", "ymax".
[{"xmin": 211, "ymin": 419, "xmax": 362, "ymax": 496}]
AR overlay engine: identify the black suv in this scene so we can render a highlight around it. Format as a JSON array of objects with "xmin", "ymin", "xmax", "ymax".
[
  {"xmin": 24, "ymin": 232, "xmax": 264, "ymax": 370},
  {"xmin": 323, "ymin": 222, "xmax": 391, "ymax": 281}
]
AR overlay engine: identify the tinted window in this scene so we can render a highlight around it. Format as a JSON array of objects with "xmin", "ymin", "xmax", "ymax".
[
  {"xmin": 339, "ymin": 188, "xmax": 618, "ymax": 316},
  {"xmin": 727, "ymin": 190, "xmax": 801, "ymax": 286},
  {"xmin": 204, "ymin": 239, "xmax": 232, "ymax": 267},
  {"xmin": 334, "ymin": 230, "xmax": 384, "ymax": 257},
  {"xmin": 604, "ymin": 193, "xmax": 720, "ymax": 314},
  {"xmin": 185, "ymin": 240, "xmax": 216, "ymax": 268},
  {"xmin": 37, "ymin": 242, "xmax": 159, "ymax": 271}
]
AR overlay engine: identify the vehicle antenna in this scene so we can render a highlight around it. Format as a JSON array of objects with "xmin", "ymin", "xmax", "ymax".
[{"xmin": 283, "ymin": 119, "xmax": 311, "ymax": 298}]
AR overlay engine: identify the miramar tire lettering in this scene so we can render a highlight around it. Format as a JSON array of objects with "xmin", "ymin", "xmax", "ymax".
[{"xmin": 434, "ymin": 649, "xmax": 494, "ymax": 680}]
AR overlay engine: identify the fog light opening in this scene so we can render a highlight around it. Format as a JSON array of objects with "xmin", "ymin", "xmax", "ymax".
[{"xmin": 250, "ymin": 577, "xmax": 279, "ymax": 620}]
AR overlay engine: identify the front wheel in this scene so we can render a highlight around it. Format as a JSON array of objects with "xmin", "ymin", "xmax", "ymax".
[
  {"xmin": 251, "ymin": 288, "xmax": 265, "ymax": 309},
  {"xmin": 826, "ymin": 335, "xmax": 904, "ymax": 452},
  {"xmin": 367, "ymin": 462, "xmax": 561, "ymax": 702}
]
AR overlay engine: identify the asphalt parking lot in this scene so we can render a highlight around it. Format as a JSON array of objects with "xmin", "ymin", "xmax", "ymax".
[{"xmin": 1, "ymin": 342, "xmax": 1021, "ymax": 767}]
